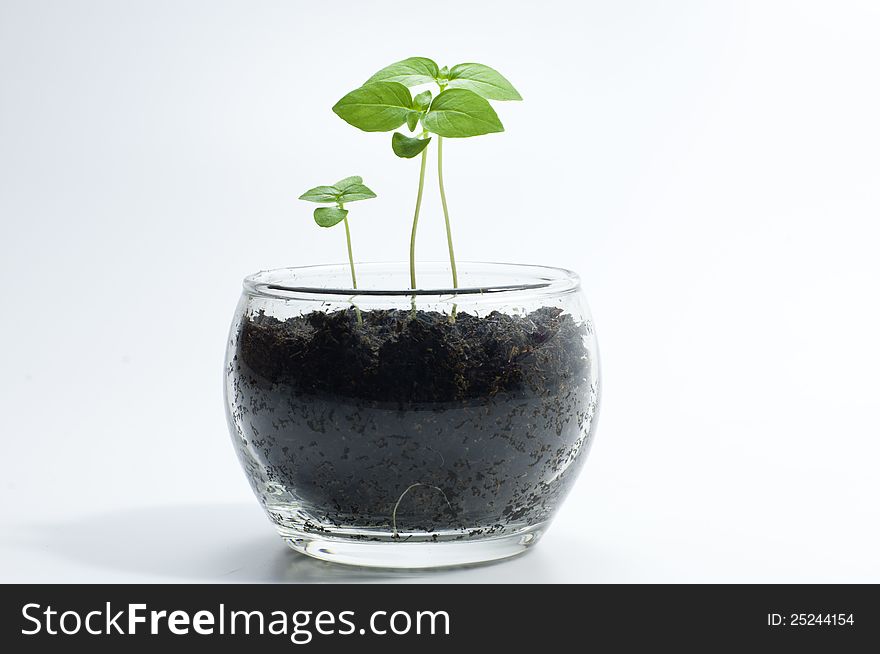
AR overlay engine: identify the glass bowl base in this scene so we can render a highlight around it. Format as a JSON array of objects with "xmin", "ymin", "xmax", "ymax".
[{"xmin": 278, "ymin": 523, "xmax": 547, "ymax": 569}]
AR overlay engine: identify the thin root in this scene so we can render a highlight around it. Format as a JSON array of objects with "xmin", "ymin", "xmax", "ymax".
[{"xmin": 391, "ymin": 483, "xmax": 454, "ymax": 539}]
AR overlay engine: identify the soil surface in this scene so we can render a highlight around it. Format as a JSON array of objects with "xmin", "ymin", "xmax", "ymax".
[{"xmin": 226, "ymin": 307, "xmax": 595, "ymax": 540}]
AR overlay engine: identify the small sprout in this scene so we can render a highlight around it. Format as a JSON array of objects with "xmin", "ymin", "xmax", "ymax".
[
  {"xmin": 331, "ymin": 57, "xmax": 521, "ymax": 294},
  {"xmin": 299, "ymin": 176, "xmax": 376, "ymax": 324}
]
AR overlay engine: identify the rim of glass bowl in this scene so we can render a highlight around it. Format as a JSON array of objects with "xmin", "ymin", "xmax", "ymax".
[{"xmin": 242, "ymin": 262, "xmax": 581, "ymax": 303}]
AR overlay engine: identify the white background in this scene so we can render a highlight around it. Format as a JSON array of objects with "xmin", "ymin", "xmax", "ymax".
[{"xmin": 2, "ymin": 0, "xmax": 879, "ymax": 583}]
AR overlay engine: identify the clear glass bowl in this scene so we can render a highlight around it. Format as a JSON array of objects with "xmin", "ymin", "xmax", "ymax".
[{"xmin": 224, "ymin": 262, "xmax": 601, "ymax": 568}]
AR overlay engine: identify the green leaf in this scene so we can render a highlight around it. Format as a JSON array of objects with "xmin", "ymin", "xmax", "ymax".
[
  {"xmin": 447, "ymin": 63, "xmax": 522, "ymax": 100},
  {"xmin": 299, "ymin": 185, "xmax": 340, "ymax": 203},
  {"xmin": 332, "ymin": 82, "xmax": 414, "ymax": 132},
  {"xmin": 392, "ymin": 132, "xmax": 431, "ymax": 158},
  {"xmin": 406, "ymin": 111, "xmax": 420, "ymax": 132},
  {"xmin": 338, "ymin": 183, "xmax": 377, "ymax": 203},
  {"xmin": 404, "ymin": 91, "xmax": 433, "ymax": 132},
  {"xmin": 365, "ymin": 57, "xmax": 439, "ymax": 87},
  {"xmin": 413, "ymin": 90, "xmax": 433, "ymax": 112},
  {"xmin": 313, "ymin": 206, "xmax": 348, "ymax": 227},
  {"xmin": 333, "ymin": 176, "xmax": 363, "ymax": 191},
  {"xmin": 422, "ymin": 89, "xmax": 504, "ymax": 138}
]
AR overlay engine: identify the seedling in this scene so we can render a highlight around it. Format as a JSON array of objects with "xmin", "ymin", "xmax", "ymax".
[
  {"xmin": 332, "ymin": 57, "xmax": 521, "ymax": 290},
  {"xmin": 299, "ymin": 176, "xmax": 376, "ymax": 323}
]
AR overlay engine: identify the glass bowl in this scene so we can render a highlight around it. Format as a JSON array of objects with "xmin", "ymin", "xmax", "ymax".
[{"xmin": 224, "ymin": 262, "xmax": 600, "ymax": 568}]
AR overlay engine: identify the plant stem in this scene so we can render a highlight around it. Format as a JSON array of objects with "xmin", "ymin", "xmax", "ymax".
[
  {"xmin": 342, "ymin": 211, "xmax": 357, "ymax": 290},
  {"xmin": 437, "ymin": 136, "xmax": 458, "ymax": 289},
  {"xmin": 437, "ymin": 136, "xmax": 459, "ymax": 321},
  {"xmin": 341, "ymin": 205, "xmax": 362, "ymax": 325},
  {"xmin": 409, "ymin": 143, "xmax": 429, "ymax": 290}
]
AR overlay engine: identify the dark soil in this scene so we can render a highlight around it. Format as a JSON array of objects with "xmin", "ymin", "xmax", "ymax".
[{"xmin": 226, "ymin": 307, "xmax": 595, "ymax": 540}]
